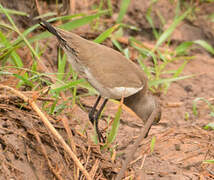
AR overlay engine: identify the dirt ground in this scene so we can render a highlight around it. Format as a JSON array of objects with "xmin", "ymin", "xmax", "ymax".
[{"xmin": 0, "ymin": 0, "xmax": 214, "ymax": 180}]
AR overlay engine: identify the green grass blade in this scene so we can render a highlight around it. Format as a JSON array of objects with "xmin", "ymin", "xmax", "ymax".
[
  {"xmin": 149, "ymin": 75, "xmax": 194, "ymax": 87},
  {"xmin": 1, "ymin": 7, "xmax": 108, "ymax": 69},
  {"xmin": 204, "ymin": 123, "xmax": 214, "ymax": 130},
  {"xmin": 2, "ymin": 14, "xmax": 84, "ymax": 54},
  {"xmin": 57, "ymin": 49, "xmax": 67, "ymax": 80},
  {"xmin": 175, "ymin": 41, "xmax": 193, "ymax": 55},
  {"xmin": 116, "ymin": 0, "xmax": 131, "ymax": 23},
  {"xmin": 94, "ymin": 24, "xmax": 120, "ymax": 43},
  {"xmin": 0, "ymin": 22, "xmax": 16, "ymax": 31},
  {"xmin": 0, "ymin": 25, "xmax": 39, "ymax": 57},
  {"xmin": 0, "ymin": 4, "xmax": 41, "ymax": 63},
  {"xmin": 192, "ymin": 97, "xmax": 214, "ymax": 116},
  {"xmin": 123, "ymin": 48, "xmax": 129, "ymax": 59},
  {"xmin": 103, "ymin": 104, "xmax": 122, "ymax": 148},
  {"xmin": 0, "ymin": 7, "xmax": 29, "ymax": 16},
  {"xmin": 203, "ymin": 159, "xmax": 214, "ymax": 164},
  {"xmin": 150, "ymin": 136, "xmax": 156, "ymax": 153},
  {"xmin": 146, "ymin": 7, "xmax": 159, "ymax": 39},
  {"xmin": 13, "ymin": 73, "xmax": 33, "ymax": 87},
  {"xmin": 30, "ymin": 10, "xmax": 109, "ymax": 43},
  {"xmin": 208, "ymin": 13, "xmax": 214, "ymax": 22},
  {"xmin": 107, "ymin": 0, "xmax": 113, "ymax": 16},
  {"xmin": 79, "ymin": 81, "xmax": 98, "ymax": 96},
  {"xmin": 173, "ymin": 61, "xmax": 188, "ymax": 78},
  {"xmin": 154, "ymin": 8, "xmax": 191, "ymax": 50},
  {"xmin": 51, "ymin": 79, "xmax": 84, "ymax": 94},
  {"xmin": 0, "ymin": 31, "xmax": 23, "ymax": 67},
  {"xmin": 59, "ymin": 10, "xmax": 109, "ymax": 30},
  {"xmin": 33, "ymin": 12, "xmax": 57, "ymax": 20},
  {"xmin": 194, "ymin": 40, "xmax": 214, "ymax": 55},
  {"xmin": 111, "ymin": 38, "xmax": 123, "ymax": 52},
  {"xmin": 137, "ymin": 57, "xmax": 152, "ymax": 79}
]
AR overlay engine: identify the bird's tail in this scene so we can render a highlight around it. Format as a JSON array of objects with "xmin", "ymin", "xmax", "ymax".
[{"xmin": 39, "ymin": 19, "xmax": 66, "ymax": 43}]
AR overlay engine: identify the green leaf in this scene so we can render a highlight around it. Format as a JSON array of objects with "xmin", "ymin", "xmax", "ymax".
[
  {"xmin": 1, "ymin": 14, "xmax": 84, "ymax": 54},
  {"xmin": 103, "ymin": 104, "xmax": 122, "ymax": 148},
  {"xmin": 204, "ymin": 123, "xmax": 214, "ymax": 130},
  {"xmin": 0, "ymin": 4, "xmax": 41, "ymax": 65},
  {"xmin": 57, "ymin": 49, "xmax": 67, "ymax": 80},
  {"xmin": 154, "ymin": 8, "xmax": 191, "ymax": 50},
  {"xmin": 33, "ymin": 12, "xmax": 57, "ymax": 20},
  {"xmin": 175, "ymin": 41, "xmax": 193, "ymax": 55},
  {"xmin": 0, "ymin": 7, "xmax": 29, "ymax": 16},
  {"xmin": 194, "ymin": 40, "xmax": 214, "ymax": 55},
  {"xmin": 94, "ymin": 24, "xmax": 120, "ymax": 43},
  {"xmin": 1, "ymin": 10, "xmax": 109, "ymax": 62},
  {"xmin": 146, "ymin": 7, "xmax": 159, "ymax": 39},
  {"xmin": 150, "ymin": 136, "xmax": 156, "ymax": 153},
  {"xmin": 149, "ymin": 75, "xmax": 194, "ymax": 87},
  {"xmin": 0, "ymin": 22, "xmax": 16, "ymax": 31},
  {"xmin": 79, "ymin": 81, "xmax": 98, "ymax": 96},
  {"xmin": 173, "ymin": 61, "xmax": 188, "ymax": 78},
  {"xmin": 203, "ymin": 159, "xmax": 214, "ymax": 164},
  {"xmin": 13, "ymin": 73, "xmax": 33, "ymax": 87},
  {"xmin": 51, "ymin": 79, "xmax": 84, "ymax": 94},
  {"xmin": 210, "ymin": 112, "xmax": 214, "ymax": 117},
  {"xmin": 30, "ymin": 10, "xmax": 109, "ymax": 43},
  {"xmin": 208, "ymin": 13, "xmax": 214, "ymax": 22},
  {"xmin": 137, "ymin": 57, "xmax": 152, "ymax": 79},
  {"xmin": 0, "ymin": 31, "xmax": 24, "ymax": 67},
  {"xmin": 116, "ymin": 0, "xmax": 131, "ymax": 23},
  {"xmin": 111, "ymin": 38, "xmax": 123, "ymax": 52},
  {"xmin": 192, "ymin": 97, "xmax": 214, "ymax": 116},
  {"xmin": 107, "ymin": 0, "xmax": 113, "ymax": 16},
  {"xmin": 123, "ymin": 48, "xmax": 129, "ymax": 59},
  {"xmin": 60, "ymin": 10, "xmax": 109, "ymax": 30}
]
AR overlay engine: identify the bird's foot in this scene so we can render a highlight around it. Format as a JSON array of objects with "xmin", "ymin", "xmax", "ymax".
[{"xmin": 97, "ymin": 129, "xmax": 105, "ymax": 143}]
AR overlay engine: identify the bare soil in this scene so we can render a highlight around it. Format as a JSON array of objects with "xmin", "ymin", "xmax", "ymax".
[{"xmin": 0, "ymin": 0, "xmax": 214, "ymax": 180}]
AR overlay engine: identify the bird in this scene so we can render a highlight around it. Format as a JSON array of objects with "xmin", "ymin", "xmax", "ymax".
[{"xmin": 40, "ymin": 20, "xmax": 161, "ymax": 142}]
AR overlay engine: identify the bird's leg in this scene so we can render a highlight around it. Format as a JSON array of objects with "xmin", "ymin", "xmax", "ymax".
[
  {"xmin": 144, "ymin": 124, "xmax": 152, "ymax": 138},
  {"xmin": 89, "ymin": 95, "xmax": 101, "ymax": 124},
  {"xmin": 89, "ymin": 96, "xmax": 108, "ymax": 142},
  {"xmin": 95, "ymin": 98, "xmax": 108, "ymax": 142}
]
